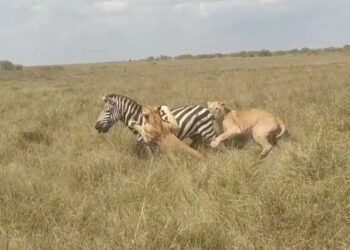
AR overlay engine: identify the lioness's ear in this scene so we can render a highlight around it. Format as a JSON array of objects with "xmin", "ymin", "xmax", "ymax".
[
  {"xmin": 102, "ymin": 96, "xmax": 107, "ymax": 102},
  {"xmin": 153, "ymin": 105, "xmax": 161, "ymax": 113},
  {"xmin": 207, "ymin": 101, "xmax": 213, "ymax": 107},
  {"xmin": 142, "ymin": 108, "xmax": 150, "ymax": 120},
  {"xmin": 220, "ymin": 101, "xmax": 226, "ymax": 107}
]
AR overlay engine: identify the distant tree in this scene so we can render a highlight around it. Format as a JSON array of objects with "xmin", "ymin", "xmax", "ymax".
[
  {"xmin": 213, "ymin": 53, "xmax": 224, "ymax": 58},
  {"xmin": 288, "ymin": 49, "xmax": 299, "ymax": 54},
  {"xmin": 300, "ymin": 47, "xmax": 311, "ymax": 54},
  {"xmin": 41, "ymin": 66, "xmax": 53, "ymax": 70},
  {"xmin": 0, "ymin": 60, "xmax": 14, "ymax": 70},
  {"xmin": 53, "ymin": 65, "xmax": 64, "ymax": 70},
  {"xmin": 157, "ymin": 55, "xmax": 171, "ymax": 60},
  {"xmin": 15, "ymin": 64, "xmax": 23, "ymax": 70},
  {"xmin": 247, "ymin": 51, "xmax": 258, "ymax": 57},
  {"xmin": 309, "ymin": 48, "xmax": 322, "ymax": 55},
  {"xmin": 235, "ymin": 51, "xmax": 249, "ymax": 57},
  {"xmin": 146, "ymin": 56, "xmax": 155, "ymax": 61},
  {"xmin": 195, "ymin": 54, "xmax": 213, "ymax": 59},
  {"xmin": 323, "ymin": 47, "xmax": 340, "ymax": 52},
  {"xmin": 343, "ymin": 45, "xmax": 350, "ymax": 50},
  {"xmin": 258, "ymin": 50, "xmax": 272, "ymax": 57},
  {"xmin": 175, "ymin": 54, "xmax": 194, "ymax": 60},
  {"xmin": 273, "ymin": 50, "xmax": 287, "ymax": 56}
]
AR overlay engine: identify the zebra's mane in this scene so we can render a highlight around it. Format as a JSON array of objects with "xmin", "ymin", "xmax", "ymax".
[{"xmin": 106, "ymin": 93, "xmax": 141, "ymax": 106}]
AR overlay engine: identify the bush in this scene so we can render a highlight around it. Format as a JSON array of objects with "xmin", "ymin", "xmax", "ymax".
[
  {"xmin": 53, "ymin": 65, "xmax": 64, "ymax": 70},
  {"xmin": 300, "ymin": 47, "xmax": 310, "ymax": 54},
  {"xmin": 323, "ymin": 47, "xmax": 341, "ymax": 53},
  {"xmin": 287, "ymin": 49, "xmax": 299, "ymax": 54},
  {"xmin": 257, "ymin": 50, "xmax": 272, "ymax": 57},
  {"xmin": 175, "ymin": 54, "xmax": 194, "ymax": 60},
  {"xmin": 234, "ymin": 51, "xmax": 249, "ymax": 57},
  {"xmin": 273, "ymin": 50, "xmax": 287, "ymax": 56},
  {"xmin": 0, "ymin": 60, "xmax": 14, "ymax": 70},
  {"xmin": 15, "ymin": 64, "xmax": 24, "ymax": 70},
  {"xmin": 343, "ymin": 45, "xmax": 350, "ymax": 50},
  {"xmin": 157, "ymin": 55, "xmax": 172, "ymax": 60}
]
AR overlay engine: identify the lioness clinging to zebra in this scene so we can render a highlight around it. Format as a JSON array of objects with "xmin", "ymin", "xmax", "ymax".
[
  {"xmin": 129, "ymin": 105, "xmax": 203, "ymax": 159},
  {"xmin": 208, "ymin": 101, "xmax": 286, "ymax": 158},
  {"xmin": 95, "ymin": 94, "xmax": 216, "ymax": 159}
]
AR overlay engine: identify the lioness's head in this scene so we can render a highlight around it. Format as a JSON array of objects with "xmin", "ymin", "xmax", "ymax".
[
  {"xmin": 142, "ymin": 105, "xmax": 164, "ymax": 131},
  {"xmin": 207, "ymin": 101, "xmax": 229, "ymax": 119}
]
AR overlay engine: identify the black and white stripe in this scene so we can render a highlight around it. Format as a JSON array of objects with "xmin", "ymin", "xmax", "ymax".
[
  {"xmin": 95, "ymin": 94, "xmax": 216, "ymax": 157},
  {"xmin": 161, "ymin": 105, "xmax": 216, "ymax": 141}
]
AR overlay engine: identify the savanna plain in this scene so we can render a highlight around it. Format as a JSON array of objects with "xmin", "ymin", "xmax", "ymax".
[{"xmin": 0, "ymin": 53, "xmax": 350, "ymax": 249}]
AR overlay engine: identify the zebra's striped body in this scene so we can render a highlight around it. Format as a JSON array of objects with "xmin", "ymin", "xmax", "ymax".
[
  {"xmin": 95, "ymin": 94, "xmax": 216, "ymax": 157},
  {"xmin": 160, "ymin": 106, "xmax": 216, "ymax": 141}
]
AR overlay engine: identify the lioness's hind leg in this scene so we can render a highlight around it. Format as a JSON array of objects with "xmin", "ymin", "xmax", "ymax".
[
  {"xmin": 161, "ymin": 135, "xmax": 203, "ymax": 159},
  {"xmin": 252, "ymin": 130, "xmax": 273, "ymax": 158},
  {"xmin": 255, "ymin": 136, "xmax": 273, "ymax": 158}
]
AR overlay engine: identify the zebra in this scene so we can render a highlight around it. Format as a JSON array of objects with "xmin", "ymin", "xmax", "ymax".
[{"xmin": 95, "ymin": 94, "xmax": 216, "ymax": 159}]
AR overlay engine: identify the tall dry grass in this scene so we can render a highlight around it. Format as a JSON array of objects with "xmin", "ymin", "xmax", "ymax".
[{"xmin": 0, "ymin": 54, "xmax": 349, "ymax": 249}]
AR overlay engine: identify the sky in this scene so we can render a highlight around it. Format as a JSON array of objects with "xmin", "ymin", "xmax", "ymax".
[{"xmin": 1, "ymin": 0, "xmax": 350, "ymax": 66}]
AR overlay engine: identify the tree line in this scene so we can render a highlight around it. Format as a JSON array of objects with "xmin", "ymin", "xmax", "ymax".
[{"xmin": 143, "ymin": 45, "xmax": 350, "ymax": 61}]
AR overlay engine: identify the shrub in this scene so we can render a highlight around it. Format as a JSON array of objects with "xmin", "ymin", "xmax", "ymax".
[
  {"xmin": 0, "ymin": 60, "xmax": 14, "ymax": 70},
  {"xmin": 175, "ymin": 54, "xmax": 194, "ymax": 60},
  {"xmin": 257, "ymin": 50, "xmax": 272, "ymax": 57},
  {"xmin": 343, "ymin": 45, "xmax": 350, "ymax": 51},
  {"xmin": 287, "ymin": 49, "xmax": 299, "ymax": 54},
  {"xmin": 15, "ymin": 64, "xmax": 24, "ymax": 70},
  {"xmin": 157, "ymin": 55, "xmax": 172, "ymax": 60},
  {"xmin": 300, "ymin": 47, "xmax": 311, "ymax": 54}
]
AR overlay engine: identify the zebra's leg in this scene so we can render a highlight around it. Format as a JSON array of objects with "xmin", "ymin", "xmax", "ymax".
[
  {"xmin": 135, "ymin": 140, "xmax": 155, "ymax": 161},
  {"xmin": 144, "ymin": 143, "xmax": 154, "ymax": 162},
  {"xmin": 135, "ymin": 140, "xmax": 145, "ymax": 157}
]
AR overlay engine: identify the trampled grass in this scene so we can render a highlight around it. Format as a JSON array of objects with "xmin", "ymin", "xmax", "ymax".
[{"xmin": 0, "ymin": 54, "xmax": 349, "ymax": 249}]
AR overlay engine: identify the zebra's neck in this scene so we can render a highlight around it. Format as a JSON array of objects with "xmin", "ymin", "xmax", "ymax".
[{"xmin": 109, "ymin": 94, "xmax": 143, "ymax": 125}]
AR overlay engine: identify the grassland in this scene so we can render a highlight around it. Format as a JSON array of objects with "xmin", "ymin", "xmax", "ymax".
[{"xmin": 0, "ymin": 53, "xmax": 350, "ymax": 249}]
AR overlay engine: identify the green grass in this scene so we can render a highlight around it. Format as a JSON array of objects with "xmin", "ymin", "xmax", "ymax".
[{"xmin": 0, "ymin": 53, "xmax": 350, "ymax": 249}]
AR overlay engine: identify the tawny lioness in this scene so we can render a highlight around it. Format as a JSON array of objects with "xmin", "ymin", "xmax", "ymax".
[
  {"xmin": 130, "ymin": 105, "xmax": 203, "ymax": 159},
  {"xmin": 207, "ymin": 101, "xmax": 286, "ymax": 158}
]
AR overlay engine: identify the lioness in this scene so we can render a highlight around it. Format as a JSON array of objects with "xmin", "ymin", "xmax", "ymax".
[
  {"xmin": 207, "ymin": 101, "xmax": 286, "ymax": 158},
  {"xmin": 129, "ymin": 105, "xmax": 203, "ymax": 159}
]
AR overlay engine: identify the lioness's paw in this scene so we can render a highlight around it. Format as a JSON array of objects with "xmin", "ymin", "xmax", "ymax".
[
  {"xmin": 160, "ymin": 105, "xmax": 171, "ymax": 112},
  {"xmin": 128, "ymin": 120, "xmax": 137, "ymax": 127},
  {"xmin": 210, "ymin": 138, "xmax": 220, "ymax": 148}
]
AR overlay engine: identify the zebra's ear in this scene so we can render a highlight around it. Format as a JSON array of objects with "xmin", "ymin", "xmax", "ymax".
[
  {"xmin": 105, "ymin": 96, "xmax": 116, "ymax": 105},
  {"xmin": 102, "ymin": 96, "xmax": 107, "ymax": 102}
]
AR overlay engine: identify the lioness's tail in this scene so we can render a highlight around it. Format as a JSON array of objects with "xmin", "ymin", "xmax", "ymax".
[{"xmin": 276, "ymin": 117, "xmax": 286, "ymax": 139}]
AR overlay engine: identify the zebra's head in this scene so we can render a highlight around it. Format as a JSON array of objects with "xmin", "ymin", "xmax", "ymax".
[{"xmin": 95, "ymin": 96, "xmax": 119, "ymax": 133}]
